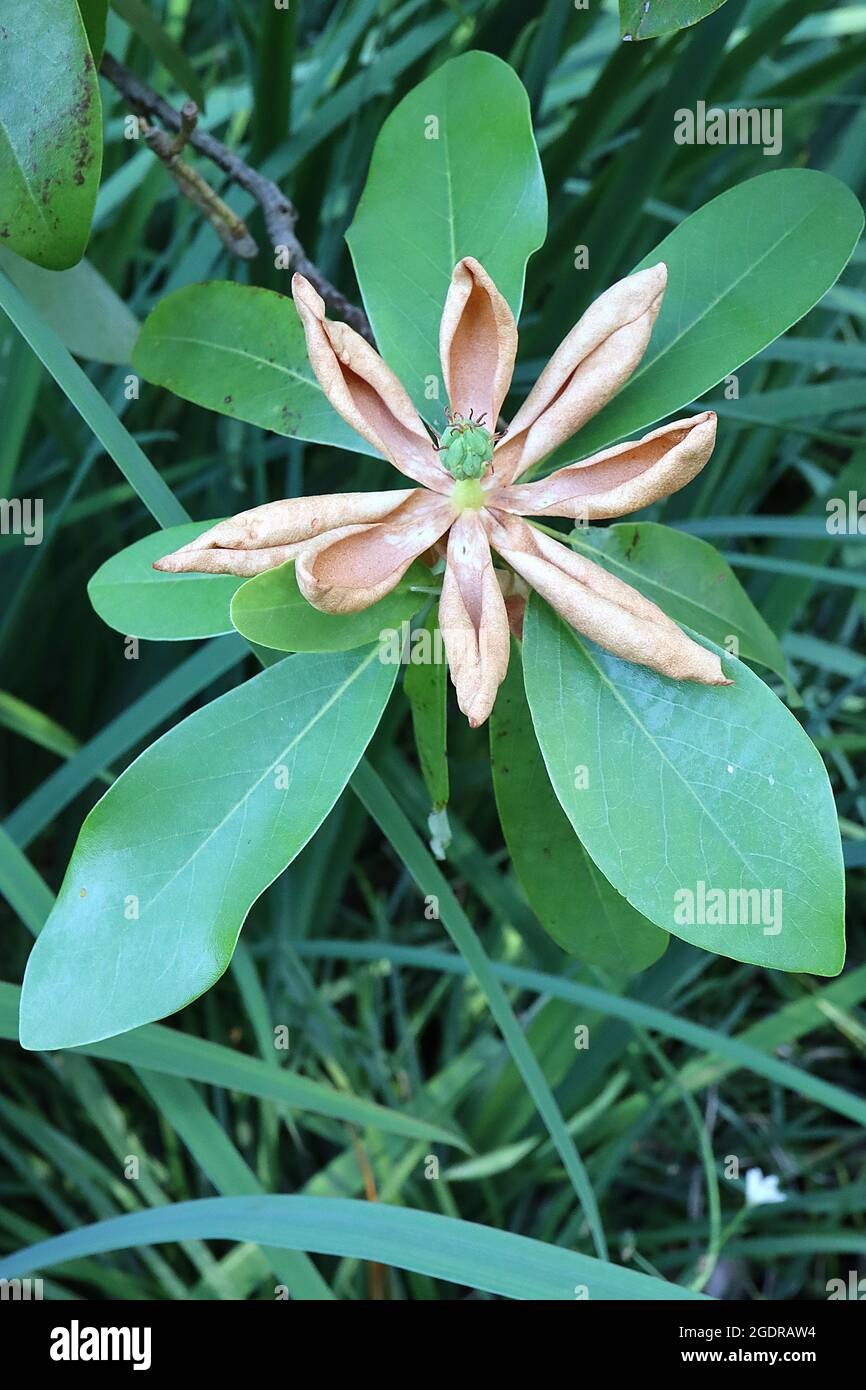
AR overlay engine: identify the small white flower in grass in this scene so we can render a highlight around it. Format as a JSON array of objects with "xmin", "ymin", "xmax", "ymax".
[{"xmin": 744, "ymin": 1166, "xmax": 786, "ymax": 1206}]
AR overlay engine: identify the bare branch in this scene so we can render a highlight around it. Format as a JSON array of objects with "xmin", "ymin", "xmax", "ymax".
[
  {"xmin": 141, "ymin": 114, "xmax": 259, "ymax": 259},
  {"xmin": 100, "ymin": 51, "xmax": 374, "ymax": 342}
]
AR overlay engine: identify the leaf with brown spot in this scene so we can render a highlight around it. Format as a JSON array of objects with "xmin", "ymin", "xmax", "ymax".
[{"xmin": 0, "ymin": 0, "xmax": 102, "ymax": 269}]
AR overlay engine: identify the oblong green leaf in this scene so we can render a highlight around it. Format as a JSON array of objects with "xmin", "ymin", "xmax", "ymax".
[
  {"xmin": 88, "ymin": 523, "xmax": 244, "ymax": 640},
  {"xmin": 346, "ymin": 51, "xmax": 547, "ymax": 409},
  {"xmin": 230, "ymin": 559, "xmax": 428, "ymax": 652},
  {"xmin": 523, "ymin": 596, "xmax": 845, "ymax": 976},
  {"xmin": 0, "ymin": 247, "xmax": 139, "ymax": 364},
  {"xmin": 562, "ymin": 170, "xmax": 864, "ymax": 461},
  {"xmin": 573, "ymin": 523, "xmax": 787, "ymax": 680},
  {"xmin": 132, "ymin": 282, "xmax": 375, "ymax": 452},
  {"xmin": 19, "ymin": 648, "xmax": 397, "ymax": 1049},
  {"xmin": 620, "ymin": 0, "xmax": 729, "ymax": 41},
  {"xmin": 0, "ymin": 1195, "xmax": 704, "ymax": 1300},
  {"xmin": 0, "ymin": 0, "xmax": 102, "ymax": 270},
  {"xmin": 491, "ymin": 648, "xmax": 667, "ymax": 974}
]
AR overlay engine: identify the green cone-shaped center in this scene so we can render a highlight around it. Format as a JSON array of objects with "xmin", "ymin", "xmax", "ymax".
[{"xmin": 439, "ymin": 420, "xmax": 494, "ymax": 480}]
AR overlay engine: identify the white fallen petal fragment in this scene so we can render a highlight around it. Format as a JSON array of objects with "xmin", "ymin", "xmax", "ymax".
[{"xmin": 427, "ymin": 807, "xmax": 452, "ymax": 861}]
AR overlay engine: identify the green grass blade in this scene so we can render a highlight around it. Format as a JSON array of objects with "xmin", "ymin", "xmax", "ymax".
[
  {"xmin": 295, "ymin": 940, "xmax": 866, "ymax": 1130},
  {"xmin": 0, "ymin": 270, "xmax": 187, "ymax": 528},
  {"xmin": 138, "ymin": 1070, "xmax": 334, "ymax": 1300},
  {"xmin": 351, "ymin": 759, "xmax": 609, "ymax": 1261},
  {"xmin": 0, "ymin": 981, "xmax": 465, "ymax": 1150},
  {"xmin": 0, "ymin": 1195, "xmax": 706, "ymax": 1300}
]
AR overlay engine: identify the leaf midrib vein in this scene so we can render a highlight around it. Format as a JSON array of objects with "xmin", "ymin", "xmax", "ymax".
[
  {"xmin": 149, "ymin": 333, "xmax": 317, "ymax": 390},
  {"xmin": 567, "ymin": 629, "xmax": 761, "ymax": 878},
  {"xmin": 135, "ymin": 649, "xmax": 378, "ymax": 916}
]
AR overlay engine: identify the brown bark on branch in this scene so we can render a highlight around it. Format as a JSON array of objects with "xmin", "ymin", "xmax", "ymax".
[{"xmin": 99, "ymin": 52, "xmax": 374, "ymax": 342}]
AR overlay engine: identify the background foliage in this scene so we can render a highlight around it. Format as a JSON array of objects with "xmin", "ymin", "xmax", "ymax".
[{"xmin": 1, "ymin": 0, "xmax": 866, "ymax": 1300}]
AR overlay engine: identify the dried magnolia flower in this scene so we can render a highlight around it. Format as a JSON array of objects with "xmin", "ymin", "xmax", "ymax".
[{"xmin": 155, "ymin": 258, "xmax": 727, "ymax": 726}]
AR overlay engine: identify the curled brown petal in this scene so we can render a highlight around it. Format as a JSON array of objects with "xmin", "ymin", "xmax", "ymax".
[
  {"xmin": 492, "ymin": 263, "xmax": 667, "ymax": 485},
  {"xmin": 503, "ymin": 593, "xmax": 526, "ymax": 640},
  {"xmin": 152, "ymin": 490, "xmax": 417, "ymax": 575},
  {"xmin": 154, "ymin": 543, "xmax": 305, "ymax": 577},
  {"xmin": 296, "ymin": 489, "xmax": 454, "ymax": 614},
  {"xmin": 439, "ymin": 257, "xmax": 518, "ymax": 429},
  {"xmin": 292, "ymin": 274, "xmax": 449, "ymax": 492},
  {"xmin": 488, "ymin": 513, "xmax": 680, "ymax": 629},
  {"xmin": 438, "ymin": 512, "xmax": 511, "ymax": 728},
  {"xmin": 493, "ymin": 412, "xmax": 717, "ymax": 521},
  {"xmin": 495, "ymin": 564, "xmax": 530, "ymax": 637},
  {"xmin": 487, "ymin": 511, "xmax": 729, "ymax": 686}
]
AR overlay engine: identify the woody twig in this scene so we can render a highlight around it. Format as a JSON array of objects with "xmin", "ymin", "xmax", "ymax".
[
  {"xmin": 140, "ymin": 102, "xmax": 259, "ymax": 259},
  {"xmin": 99, "ymin": 52, "xmax": 374, "ymax": 341}
]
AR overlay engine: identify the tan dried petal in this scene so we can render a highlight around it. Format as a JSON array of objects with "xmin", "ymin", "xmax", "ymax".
[
  {"xmin": 154, "ymin": 543, "xmax": 306, "ymax": 577},
  {"xmin": 492, "ymin": 263, "xmax": 668, "ymax": 485},
  {"xmin": 152, "ymin": 490, "xmax": 417, "ymax": 575},
  {"xmin": 488, "ymin": 512, "xmax": 679, "ymax": 627},
  {"xmin": 439, "ymin": 257, "xmax": 518, "ymax": 428},
  {"xmin": 494, "ymin": 412, "xmax": 717, "ymax": 521},
  {"xmin": 292, "ymin": 274, "xmax": 449, "ymax": 491},
  {"xmin": 487, "ymin": 511, "xmax": 728, "ymax": 685},
  {"xmin": 438, "ymin": 512, "xmax": 511, "ymax": 728},
  {"xmin": 296, "ymin": 489, "xmax": 454, "ymax": 614}
]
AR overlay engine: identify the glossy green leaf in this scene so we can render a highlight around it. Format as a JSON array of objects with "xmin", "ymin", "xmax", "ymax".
[
  {"xmin": 523, "ymin": 595, "xmax": 845, "ymax": 976},
  {"xmin": 346, "ymin": 51, "xmax": 547, "ymax": 410},
  {"xmin": 491, "ymin": 648, "xmax": 667, "ymax": 973},
  {"xmin": 0, "ymin": 0, "xmax": 102, "ymax": 270},
  {"xmin": 0, "ymin": 246, "xmax": 139, "ymax": 364},
  {"xmin": 620, "ymin": 0, "xmax": 729, "ymax": 41},
  {"xmin": 0, "ymin": 1195, "xmax": 704, "ymax": 1300},
  {"xmin": 573, "ymin": 523, "xmax": 787, "ymax": 680},
  {"xmin": 132, "ymin": 282, "xmax": 375, "ymax": 453},
  {"xmin": 230, "ymin": 559, "xmax": 428, "ymax": 652},
  {"xmin": 561, "ymin": 170, "xmax": 864, "ymax": 462},
  {"xmin": 88, "ymin": 523, "xmax": 243, "ymax": 640},
  {"xmin": 19, "ymin": 647, "xmax": 397, "ymax": 1049},
  {"xmin": 403, "ymin": 610, "xmax": 449, "ymax": 810}
]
